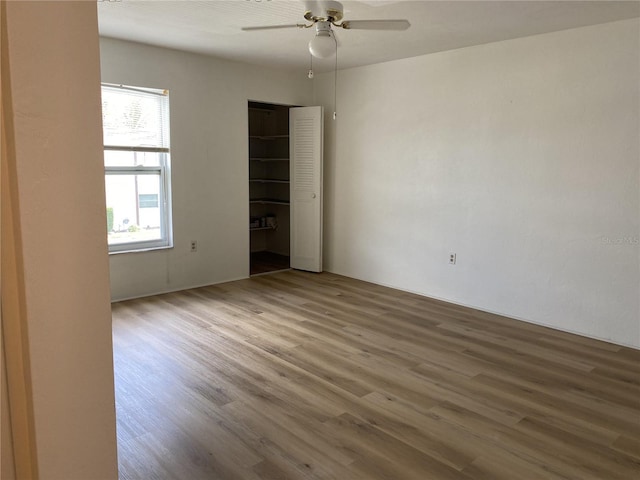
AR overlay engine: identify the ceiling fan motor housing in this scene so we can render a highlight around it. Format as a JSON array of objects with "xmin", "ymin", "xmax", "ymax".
[
  {"xmin": 304, "ymin": 0, "xmax": 344, "ymax": 23},
  {"xmin": 315, "ymin": 21, "xmax": 332, "ymax": 34}
]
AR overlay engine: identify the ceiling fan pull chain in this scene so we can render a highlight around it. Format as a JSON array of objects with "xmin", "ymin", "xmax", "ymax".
[{"xmin": 333, "ymin": 34, "xmax": 338, "ymax": 121}]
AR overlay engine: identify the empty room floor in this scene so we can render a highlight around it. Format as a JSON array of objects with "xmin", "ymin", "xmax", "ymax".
[{"xmin": 111, "ymin": 271, "xmax": 640, "ymax": 479}]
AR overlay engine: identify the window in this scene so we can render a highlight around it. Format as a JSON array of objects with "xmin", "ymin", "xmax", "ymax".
[{"xmin": 101, "ymin": 84, "xmax": 172, "ymax": 253}]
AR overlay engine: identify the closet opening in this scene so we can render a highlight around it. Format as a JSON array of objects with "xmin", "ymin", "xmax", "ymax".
[{"xmin": 248, "ymin": 101, "xmax": 292, "ymax": 275}]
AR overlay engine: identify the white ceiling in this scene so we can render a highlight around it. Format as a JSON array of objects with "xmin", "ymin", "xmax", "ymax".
[{"xmin": 98, "ymin": 0, "xmax": 640, "ymax": 71}]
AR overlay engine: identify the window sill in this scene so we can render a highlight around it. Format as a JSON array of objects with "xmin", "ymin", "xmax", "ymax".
[{"xmin": 109, "ymin": 244, "xmax": 173, "ymax": 255}]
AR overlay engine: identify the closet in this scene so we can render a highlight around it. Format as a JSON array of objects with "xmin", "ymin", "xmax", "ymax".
[
  {"xmin": 248, "ymin": 102, "xmax": 291, "ymax": 275},
  {"xmin": 248, "ymin": 101, "xmax": 324, "ymax": 276}
]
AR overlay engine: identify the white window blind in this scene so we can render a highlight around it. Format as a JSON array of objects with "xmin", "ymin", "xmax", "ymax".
[
  {"xmin": 102, "ymin": 84, "xmax": 170, "ymax": 150},
  {"xmin": 101, "ymin": 83, "xmax": 173, "ymax": 253}
]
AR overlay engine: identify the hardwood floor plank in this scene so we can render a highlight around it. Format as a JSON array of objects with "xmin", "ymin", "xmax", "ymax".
[
  {"xmin": 112, "ymin": 271, "xmax": 640, "ymax": 479},
  {"xmin": 613, "ymin": 435, "xmax": 640, "ymax": 461},
  {"xmin": 222, "ymin": 400, "xmax": 355, "ymax": 479},
  {"xmin": 435, "ymin": 321, "xmax": 596, "ymax": 372},
  {"xmin": 461, "ymin": 448, "xmax": 576, "ymax": 480},
  {"xmin": 460, "ymin": 344, "xmax": 639, "ymax": 409},
  {"xmin": 322, "ymin": 412, "xmax": 469, "ymax": 480},
  {"xmin": 429, "ymin": 401, "xmax": 621, "ymax": 480},
  {"xmin": 359, "ymin": 391, "xmax": 478, "ymax": 470},
  {"xmin": 513, "ymin": 416, "xmax": 640, "ymax": 478},
  {"xmin": 471, "ymin": 374, "xmax": 640, "ymax": 440}
]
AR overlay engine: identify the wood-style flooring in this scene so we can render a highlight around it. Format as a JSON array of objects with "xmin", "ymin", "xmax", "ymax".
[{"xmin": 111, "ymin": 271, "xmax": 640, "ymax": 480}]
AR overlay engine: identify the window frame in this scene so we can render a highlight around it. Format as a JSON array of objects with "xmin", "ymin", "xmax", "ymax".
[{"xmin": 102, "ymin": 84, "xmax": 173, "ymax": 254}]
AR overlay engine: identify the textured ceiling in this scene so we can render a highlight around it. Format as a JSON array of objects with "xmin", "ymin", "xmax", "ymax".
[{"xmin": 98, "ymin": 0, "xmax": 640, "ymax": 71}]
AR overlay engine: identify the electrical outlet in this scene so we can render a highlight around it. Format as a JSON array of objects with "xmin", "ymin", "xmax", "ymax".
[
  {"xmin": 449, "ymin": 253, "xmax": 456, "ymax": 265},
  {"xmin": 190, "ymin": 240, "xmax": 197, "ymax": 252}
]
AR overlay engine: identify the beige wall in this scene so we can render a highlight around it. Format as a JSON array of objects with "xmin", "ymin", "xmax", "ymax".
[
  {"xmin": 100, "ymin": 38, "xmax": 314, "ymax": 301},
  {"xmin": 316, "ymin": 19, "xmax": 640, "ymax": 348},
  {"xmin": 4, "ymin": 1, "xmax": 118, "ymax": 478}
]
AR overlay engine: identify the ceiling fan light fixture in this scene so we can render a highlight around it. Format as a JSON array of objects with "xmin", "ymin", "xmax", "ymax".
[
  {"xmin": 308, "ymin": 32, "xmax": 334, "ymax": 58},
  {"xmin": 308, "ymin": 22, "xmax": 335, "ymax": 59}
]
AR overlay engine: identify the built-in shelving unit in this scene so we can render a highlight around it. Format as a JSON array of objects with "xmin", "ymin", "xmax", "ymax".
[{"xmin": 248, "ymin": 101, "xmax": 291, "ymax": 275}]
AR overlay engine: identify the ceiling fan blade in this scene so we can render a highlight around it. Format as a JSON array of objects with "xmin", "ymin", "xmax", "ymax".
[
  {"xmin": 241, "ymin": 24, "xmax": 305, "ymax": 32},
  {"xmin": 340, "ymin": 19, "xmax": 410, "ymax": 31}
]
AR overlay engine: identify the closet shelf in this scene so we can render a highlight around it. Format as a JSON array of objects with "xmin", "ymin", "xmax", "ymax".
[
  {"xmin": 249, "ymin": 135, "xmax": 289, "ymax": 140},
  {"xmin": 250, "ymin": 226, "xmax": 276, "ymax": 231},
  {"xmin": 250, "ymin": 199, "xmax": 290, "ymax": 206},
  {"xmin": 249, "ymin": 179, "xmax": 289, "ymax": 184},
  {"xmin": 249, "ymin": 158, "xmax": 289, "ymax": 162}
]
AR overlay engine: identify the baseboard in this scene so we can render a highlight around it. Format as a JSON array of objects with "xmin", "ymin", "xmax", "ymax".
[{"xmin": 110, "ymin": 275, "xmax": 249, "ymax": 303}]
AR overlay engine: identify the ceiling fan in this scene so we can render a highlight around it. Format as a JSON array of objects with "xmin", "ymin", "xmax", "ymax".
[{"xmin": 242, "ymin": 0, "xmax": 411, "ymax": 58}]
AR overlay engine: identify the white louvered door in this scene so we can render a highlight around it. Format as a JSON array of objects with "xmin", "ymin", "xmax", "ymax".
[{"xmin": 290, "ymin": 106, "xmax": 323, "ymax": 272}]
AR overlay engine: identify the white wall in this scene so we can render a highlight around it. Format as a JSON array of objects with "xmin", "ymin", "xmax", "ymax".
[
  {"xmin": 4, "ymin": 1, "xmax": 118, "ymax": 477},
  {"xmin": 100, "ymin": 38, "xmax": 313, "ymax": 301},
  {"xmin": 316, "ymin": 19, "xmax": 640, "ymax": 348}
]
